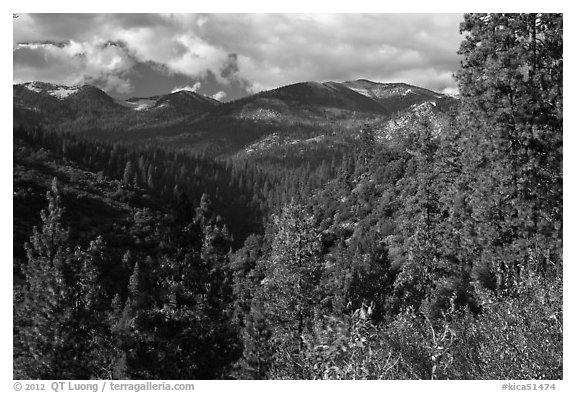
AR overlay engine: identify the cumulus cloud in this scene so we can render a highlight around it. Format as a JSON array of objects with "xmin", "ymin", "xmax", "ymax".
[
  {"xmin": 13, "ymin": 13, "xmax": 464, "ymax": 97},
  {"xmin": 211, "ymin": 91, "xmax": 227, "ymax": 101},
  {"xmin": 13, "ymin": 14, "xmax": 235, "ymax": 94},
  {"xmin": 171, "ymin": 81, "xmax": 201, "ymax": 93},
  {"xmin": 113, "ymin": 26, "xmax": 229, "ymax": 80},
  {"xmin": 215, "ymin": 13, "xmax": 463, "ymax": 93},
  {"xmin": 13, "ymin": 39, "xmax": 135, "ymax": 93}
]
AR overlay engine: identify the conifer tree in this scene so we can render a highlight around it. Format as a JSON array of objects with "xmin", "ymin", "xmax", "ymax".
[
  {"xmin": 258, "ymin": 201, "xmax": 323, "ymax": 378},
  {"xmin": 116, "ymin": 194, "xmax": 241, "ymax": 379},
  {"xmin": 237, "ymin": 302, "xmax": 274, "ymax": 379},
  {"xmin": 456, "ymin": 13, "xmax": 563, "ymax": 290},
  {"xmin": 123, "ymin": 160, "xmax": 134, "ymax": 186},
  {"xmin": 357, "ymin": 124, "xmax": 376, "ymax": 176},
  {"xmin": 16, "ymin": 178, "xmax": 108, "ymax": 378},
  {"xmin": 386, "ymin": 119, "xmax": 450, "ymax": 313}
]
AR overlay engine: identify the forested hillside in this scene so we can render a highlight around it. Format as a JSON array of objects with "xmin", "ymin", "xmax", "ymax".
[{"xmin": 13, "ymin": 13, "xmax": 562, "ymax": 380}]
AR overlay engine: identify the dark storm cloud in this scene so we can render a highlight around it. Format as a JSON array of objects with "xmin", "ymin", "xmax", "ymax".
[
  {"xmin": 13, "ymin": 13, "xmax": 464, "ymax": 97},
  {"xmin": 220, "ymin": 54, "xmax": 240, "ymax": 80}
]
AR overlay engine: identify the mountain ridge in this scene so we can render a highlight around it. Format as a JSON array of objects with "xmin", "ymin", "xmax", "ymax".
[{"xmin": 13, "ymin": 78, "xmax": 458, "ymax": 157}]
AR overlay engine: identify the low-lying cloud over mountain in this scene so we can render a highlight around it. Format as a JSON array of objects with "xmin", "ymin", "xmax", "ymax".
[
  {"xmin": 13, "ymin": 13, "xmax": 463, "ymax": 101},
  {"xmin": 171, "ymin": 82, "xmax": 202, "ymax": 94}
]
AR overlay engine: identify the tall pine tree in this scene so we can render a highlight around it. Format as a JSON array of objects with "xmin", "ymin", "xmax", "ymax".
[
  {"xmin": 456, "ymin": 13, "xmax": 562, "ymax": 291},
  {"xmin": 15, "ymin": 178, "xmax": 108, "ymax": 379},
  {"xmin": 257, "ymin": 201, "xmax": 323, "ymax": 378}
]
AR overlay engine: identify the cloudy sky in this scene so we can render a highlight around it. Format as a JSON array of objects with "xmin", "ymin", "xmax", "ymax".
[{"xmin": 13, "ymin": 13, "xmax": 464, "ymax": 101}]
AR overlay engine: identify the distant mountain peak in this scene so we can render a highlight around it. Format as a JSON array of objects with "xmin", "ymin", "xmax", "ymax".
[
  {"xmin": 18, "ymin": 81, "xmax": 102, "ymax": 100},
  {"xmin": 351, "ymin": 78, "xmax": 382, "ymax": 85},
  {"xmin": 341, "ymin": 80, "xmax": 447, "ymax": 104},
  {"xmin": 14, "ymin": 78, "xmax": 458, "ymax": 158},
  {"xmin": 119, "ymin": 89, "xmax": 220, "ymax": 116},
  {"xmin": 167, "ymin": 89, "xmax": 221, "ymax": 104}
]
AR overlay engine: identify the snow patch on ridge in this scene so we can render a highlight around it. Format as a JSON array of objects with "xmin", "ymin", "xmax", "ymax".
[
  {"xmin": 347, "ymin": 87, "xmax": 371, "ymax": 96},
  {"xmin": 122, "ymin": 99, "xmax": 158, "ymax": 111},
  {"xmin": 24, "ymin": 83, "xmax": 42, "ymax": 93},
  {"xmin": 50, "ymin": 87, "xmax": 79, "ymax": 99},
  {"xmin": 22, "ymin": 82, "xmax": 81, "ymax": 100}
]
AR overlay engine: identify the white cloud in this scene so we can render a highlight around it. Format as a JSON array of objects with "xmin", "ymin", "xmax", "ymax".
[
  {"xmin": 171, "ymin": 81, "xmax": 201, "ymax": 93},
  {"xmin": 14, "ymin": 14, "xmax": 232, "ymax": 93},
  {"xmin": 109, "ymin": 20, "xmax": 231, "ymax": 82},
  {"xmin": 168, "ymin": 35, "xmax": 228, "ymax": 78},
  {"xmin": 211, "ymin": 91, "xmax": 227, "ymax": 101},
  {"xmin": 14, "ymin": 13, "xmax": 464, "ymax": 95},
  {"xmin": 13, "ymin": 39, "xmax": 135, "ymax": 93},
  {"xmin": 197, "ymin": 13, "xmax": 462, "ymax": 93}
]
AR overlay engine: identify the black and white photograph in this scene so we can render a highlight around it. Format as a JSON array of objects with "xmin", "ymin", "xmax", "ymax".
[{"xmin": 11, "ymin": 7, "xmax": 564, "ymax": 385}]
